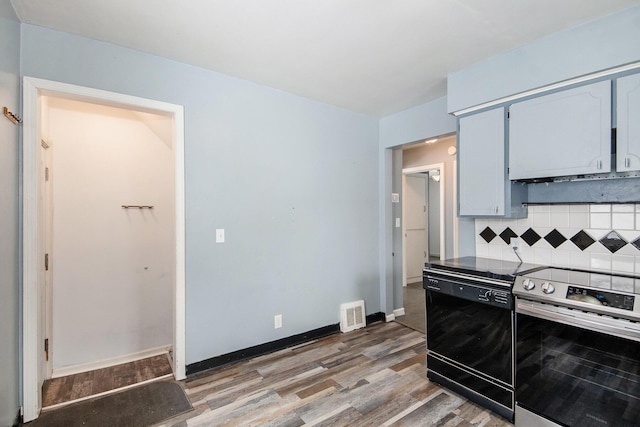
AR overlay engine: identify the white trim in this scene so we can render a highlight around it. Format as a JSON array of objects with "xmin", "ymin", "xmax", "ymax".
[
  {"xmin": 402, "ymin": 165, "xmax": 440, "ymax": 175},
  {"xmin": 453, "ymin": 160, "xmax": 459, "ymax": 259},
  {"xmin": 22, "ymin": 77, "xmax": 187, "ymax": 422},
  {"xmin": 22, "ymin": 77, "xmax": 41, "ymax": 422},
  {"xmin": 385, "ymin": 313, "xmax": 396, "ymax": 322},
  {"xmin": 393, "ymin": 308, "xmax": 406, "ymax": 317},
  {"xmin": 51, "ymin": 345, "xmax": 171, "ymax": 379},
  {"xmin": 438, "ymin": 165, "xmax": 446, "ymax": 261},
  {"xmin": 401, "ymin": 173, "xmax": 407, "ymax": 286},
  {"xmin": 451, "ymin": 61, "xmax": 640, "ymax": 117},
  {"xmin": 42, "ymin": 373, "xmax": 173, "ymax": 412}
]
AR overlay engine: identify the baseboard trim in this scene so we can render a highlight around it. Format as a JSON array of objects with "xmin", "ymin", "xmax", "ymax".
[
  {"xmin": 393, "ymin": 307, "xmax": 406, "ymax": 317},
  {"xmin": 13, "ymin": 408, "xmax": 21, "ymax": 427},
  {"xmin": 186, "ymin": 324, "xmax": 340, "ymax": 376},
  {"xmin": 52, "ymin": 345, "xmax": 171, "ymax": 378},
  {"xmin": 366, "ymin": 312, "xmax": 385, "ymax": 324},
  {"xmin": 187, "ymin": 312, "xmax": 387, "ymax": 377}
]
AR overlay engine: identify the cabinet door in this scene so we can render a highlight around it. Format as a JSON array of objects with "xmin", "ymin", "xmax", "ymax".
[
  {"xmin": 617, "ymin": 73, "xmax": 640, "ymax": 172},
  {"xmin": 509, "ymin": 80, "xmax": 611, "ymax": 180},
  {"xmin": 459, "ymin": 108, "xmax": 505, "ymax": 216}
]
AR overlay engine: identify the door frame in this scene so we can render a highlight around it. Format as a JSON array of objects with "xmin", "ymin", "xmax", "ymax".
[
  {"xmin": 22, "ymin": 77, "xmax": 186, "ymax": 422},
  {"xmin": 401, "ymin": 163, "xmax": 446, "ymax": 286}
]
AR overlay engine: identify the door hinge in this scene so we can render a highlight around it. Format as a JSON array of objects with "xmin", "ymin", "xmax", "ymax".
[
  {"xmin": 423, "ymin": 205, "xmax": 426, "ymax": 212},
  {"xmin": 45, "ymin": 167, "xmax": 49, "ymax": 181},
  {"xmin": 44, "ymin": 338, "xmax": 49, "ymax": 361},
  {"xmin": 45, "ymin": 253, "xmax": 49, "ymax": 271}
]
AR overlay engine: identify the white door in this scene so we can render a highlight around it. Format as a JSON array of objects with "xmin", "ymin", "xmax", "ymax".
[{"xmin": 405, "ymin": 174, "xmax": 428, "ymax": 283}]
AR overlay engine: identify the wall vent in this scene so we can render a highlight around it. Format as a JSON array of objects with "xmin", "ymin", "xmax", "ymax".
[{"xmin": 340, "ymin": 300, "xmax": 365, "ymax": 333}]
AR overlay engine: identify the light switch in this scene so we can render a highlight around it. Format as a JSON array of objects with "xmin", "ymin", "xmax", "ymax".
[
  {"xmin": 216, "ymin": 229, "xmax": 225, "ymax": 243},
  {"xmin": 395, "ymin": 218, "xmax": 401, "ymax": 228}
]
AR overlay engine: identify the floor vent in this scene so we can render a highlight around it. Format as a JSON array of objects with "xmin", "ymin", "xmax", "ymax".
[{"xmin": 340, "ymin": 300, "xmax": 365, "ymax": 333}]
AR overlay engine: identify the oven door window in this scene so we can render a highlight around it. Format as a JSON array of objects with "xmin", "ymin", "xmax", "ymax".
[
  {"xmin": 427, "ymin": 290, "xmax": 512, "ymax": 384},
  {"xmin": 516, "ymin": 313, "xmax": 640, "ymax": 426}
]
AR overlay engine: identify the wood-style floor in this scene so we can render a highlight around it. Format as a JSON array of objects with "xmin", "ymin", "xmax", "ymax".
[
  {"xmin": 42, "ymin": 353, "xmax": 173, "ymax": 408},
  {"xmin": 158, "ymin": 321, "xmax": 513, "ymax": 426}
]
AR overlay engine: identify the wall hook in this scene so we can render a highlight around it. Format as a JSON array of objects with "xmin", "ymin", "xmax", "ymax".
[
  {"xmin": 3, "ymin": 107, "xmax": 22, "ymax": 125},
  {"xmin": 121, "ymin": 205, "xmax": 154, "ymax": 209}
]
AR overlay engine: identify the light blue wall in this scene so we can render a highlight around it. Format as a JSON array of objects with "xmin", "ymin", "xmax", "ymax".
[
  {"xmin": 448, "ymin": 5, "xmax": 640, "ymax": 112},
  {"xmin": 379, "ymin": 96, "xmax": 455, "ymax": 149},
  {"xmin": 21, "ymin": 25, "xmax": 380, "ymax": 365},
  {"xmin": 0, "ymin": 1, "xmax": 21, "ymax": 424}
]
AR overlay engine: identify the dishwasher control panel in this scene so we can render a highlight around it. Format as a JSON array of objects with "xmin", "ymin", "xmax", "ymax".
[{"xmin": 425, "ymin": 275, "xmax": 513, "ymax": 309}]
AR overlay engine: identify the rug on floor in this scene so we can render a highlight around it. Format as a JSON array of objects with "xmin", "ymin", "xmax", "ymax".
[{"xmin": 30, "ymin": 381, "xmax": 192, "ymax": 427}]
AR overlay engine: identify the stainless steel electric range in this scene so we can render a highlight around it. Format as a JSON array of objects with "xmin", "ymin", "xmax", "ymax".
[
  {"xmin": 423, "ymin": 257, "xmax": 545, "ymax": 422},
  {"xmin": 514, "ymin": 267, "xmax": 640, "ymax": 427}
]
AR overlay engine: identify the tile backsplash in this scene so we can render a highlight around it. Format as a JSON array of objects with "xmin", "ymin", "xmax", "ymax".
[{"xmin": 475, "ymin": 204, "xmax": 640, "ymax": 273}]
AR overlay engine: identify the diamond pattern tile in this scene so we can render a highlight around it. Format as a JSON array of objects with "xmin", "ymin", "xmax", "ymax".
[
  {"xmin": 599, "ymin": 231, "xmax": 627, "ymax": 253},
  {"xmin": 499, "ymin": 227, "xmax": 518, "ymax": 245},
  {"xmin": 570, "ymin": 230, "xmax": 595, "ymax": 251},
  {"xmin": 520, "ymin": 228, "xmax": 541, "ymax": 246},
  {"xmin": 479, "ymin": 227, "xmax": 497, "ymax": 243},
  {"xmin": 544, "ymin": 229, "xmax": 567, "ymax": 248},
  {"xmin": 478, "ymin": 216, "xmax": 640, "ymax": 255}
]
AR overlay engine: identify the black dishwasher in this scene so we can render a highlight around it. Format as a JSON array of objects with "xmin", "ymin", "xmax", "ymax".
[{"xmin": 423, "ymin": 257, "xmax": 544, "ymax": 421}]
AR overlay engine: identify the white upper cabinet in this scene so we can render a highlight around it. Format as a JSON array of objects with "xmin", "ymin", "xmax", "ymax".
[
  {"xmin": 459, "ymin": 108, "xmax": 504, "ymax": 216},
  {"xmin": 508, "ymin": 80, "xmax": 612, "ymax": 180},
  {"xmin": 459, "ymin": 107, "xmax": 526, "ymax": 218},
  {"xmin": 617, "ymin": 73, "xmax": 640, "ymax": 172}
]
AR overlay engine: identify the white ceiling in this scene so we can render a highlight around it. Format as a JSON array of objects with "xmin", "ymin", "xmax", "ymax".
[{"xmin": 10, "ymin": 0, "xmax": 640, "ymax": 117}]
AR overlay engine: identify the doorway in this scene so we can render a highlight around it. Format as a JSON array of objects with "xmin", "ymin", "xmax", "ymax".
[
  {"xmin": 403, "ymin": 173, "xmax": 429, "ymax": 284},
  {"xmin": 402, "ymin": 163, "xmax": 445, "ymax": 286},
  {"xmin": 22, "ymin": 77, "xmax": 186, "ymax": 422}
]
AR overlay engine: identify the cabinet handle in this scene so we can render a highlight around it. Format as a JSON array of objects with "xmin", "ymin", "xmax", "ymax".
[
  {"xmin": 596, "ymin": 160, "xmax": 602, "ymax": 170},
  {"xmin": 495, "ymin": 206, "xmax": 499, "ymax": 214},
  {"xmin": 625, "ymin": 157, "xmax": 630, "ymax": 168}
]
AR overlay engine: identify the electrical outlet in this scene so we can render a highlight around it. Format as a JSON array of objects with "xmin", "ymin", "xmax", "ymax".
[
  {"xmin": 274, "ymin": 314, "xmax": 282, "ymax": 329},
  {"xmin": 510, "ymin": 237, "xmax": 521, "ymax": 248}
]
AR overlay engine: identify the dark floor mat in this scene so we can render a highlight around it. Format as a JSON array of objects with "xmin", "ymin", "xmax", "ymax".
[{"xmin": 30, "ymin": 381, "xmax": 192, "ymax": 427}]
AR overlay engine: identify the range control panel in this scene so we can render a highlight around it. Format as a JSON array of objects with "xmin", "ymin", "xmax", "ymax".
[
  {"xmin": 566, "ymin": 286, "xmax": 635, "ymax": 311},
  {"xmin": 514, "ymin": 272, "xmax": 640, "ymax": 320}
]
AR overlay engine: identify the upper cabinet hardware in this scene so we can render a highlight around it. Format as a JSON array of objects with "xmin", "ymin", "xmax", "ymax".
[
  {"xmin": 3, "ymin": 107, "xmax": 22, "ymax": 125},
  {"xmin": 121, "ymin": 205, "xmax": 154, "ymax": 209}
]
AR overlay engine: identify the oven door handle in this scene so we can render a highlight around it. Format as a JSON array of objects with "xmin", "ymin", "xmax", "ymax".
[{"xmin": 516, "ymin": 299, "xmax": 640, "ymax": 343}]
